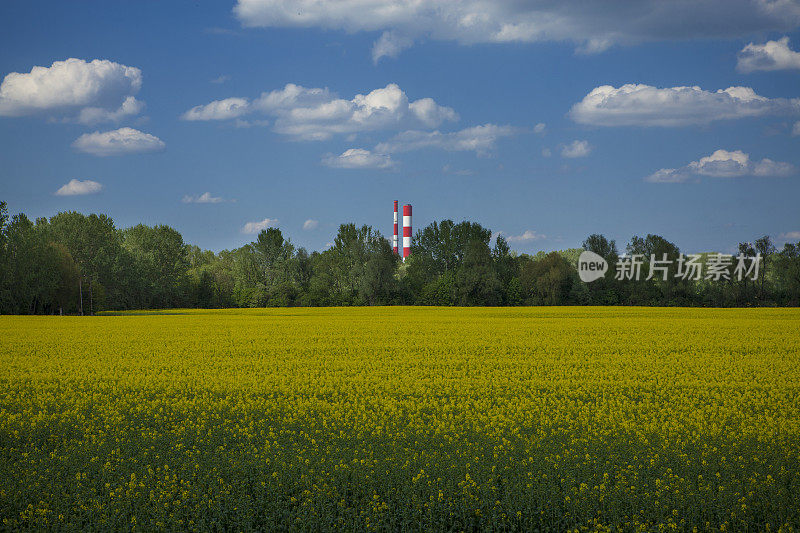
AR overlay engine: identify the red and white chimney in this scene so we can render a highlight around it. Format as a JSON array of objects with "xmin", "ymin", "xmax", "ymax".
[
  {"xmin": 402, "ymin": 204, "xmax": 412, "ymax": 260},
  {"xmin": 393, "ymin": 200, "xmax": 398, "ymax": 255}
]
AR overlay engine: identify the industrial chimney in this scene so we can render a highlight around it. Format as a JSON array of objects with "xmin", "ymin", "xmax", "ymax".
[
  {"xmin": 402, "ymin": 204, "xmax": 412, "ymax": 261},
  {"xmin": 393, "ymin": 200, "xmax": 399, "ymax": 255}
]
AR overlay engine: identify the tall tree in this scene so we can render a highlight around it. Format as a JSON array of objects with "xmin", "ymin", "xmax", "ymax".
[
  {"xmin": 359, "ymin": 238, "xmax": 398, "ymax": 305},
  {"xmin": 46, "ymin": 211, "xmax": 124, "ymax": 309},
  {"xmin": 456, "ymin": 240, "xmax": 501, "ymax": 306},
  {"xmin": 519, "ymin": 251, "xmax": 574, "ymax": 305},
  {"xmin": 754, "ymin": 235, "xmax": 776, "ymax": 301},
  {"xmin": 0, "ymin": 201, "xmax": 9, "ymax": 312},
  {"xmin": 326, "ymin": 223, "xmax": 390, "ymax": 304},
  {"xmin": 492, "ymin": 235, "xmax": 518, "ymax": 304},
  {"xmin": 774, "ymin": 242, "xmax": 800, "ymax": 305},
  {"xmin": 4, "ymin": 215, "xmax": 62, "ymax": 314},
  {"xmin": 582, "ymin": 234, "xmax": 620, "ymax": 304},
  {"xmin": 625, "ymin": 234, "xmax": 682, "ymax": 305},
  {"xmin": 122, "ymin": 224, "xmax": 190, "ymax": 308}
]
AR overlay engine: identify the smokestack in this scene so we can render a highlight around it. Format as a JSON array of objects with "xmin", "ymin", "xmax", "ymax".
[
  {"xmin": 402, "ymin": 204, "xmax": 412, "ymax": 260},
  {"xmin": 393, "ymin": 200, "xmax": 398, "ymax": 255}
]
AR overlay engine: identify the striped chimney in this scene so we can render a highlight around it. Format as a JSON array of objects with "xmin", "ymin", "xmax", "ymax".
[
  {"xmin": 392, "ymin": 200, "xmax": 398, "ymax": 255},
  {"xmin": 402, "ymin": 204, "xmax": 412, "ymax": 260}
]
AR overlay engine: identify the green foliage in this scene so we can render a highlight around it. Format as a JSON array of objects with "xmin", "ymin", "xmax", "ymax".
[
  {"xmin": 0, "ymin": 200, "xmax": 798, "ymax": 313},
  {"xmin": 122, "ymin": 224, "xmax": 190, "ymax": 308},
  {"xmin": 456, "ymin": 240, "xmax": 501, "ymax": 306},
  {"xmin": 519, "ymin": 251, "xmax": 575, "ymax": 305}
]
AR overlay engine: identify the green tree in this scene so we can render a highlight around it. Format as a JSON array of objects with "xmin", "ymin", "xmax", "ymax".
[
  {"xmin": 625, "ymin": 234, "xmax": 683, "ymax": 305},
  {"xmin": 492, "ymin": 235, "xmax": 519, "ymax": 304},
  {"xmin": 754, "ymin": 235, "xmax": 776, "ymax": 302},
  {"xmin": 774, "ymin": 241, "xmax": 800, "ymax": 305},
  {"xmin": 4, "ymin": 215, "xmax": 62, "ymax": 314},
  {"xmin": 0, "ymin": 201, "xmax": 9, "ymax": 313},
  {"xmin": 46, "ymin": 211, "xmax": 124, "ymax": 310},
  {"xmin": 322, "ymin": 223, "xmax": 393, "ymax": 305},
  {"xmin": 582, "ymin": 234, "xmax": 620, "ymax": 304},
  {"xmin": 456, "ymin": 240, "xmax": 501, "ymax": 306},
  {"xmin": 358, "ymin": 238, "xmax": 398, "ymax": 305},
  {"xmin": 519, "ymin": 251, "xmax": 575, "ymax": 305},
  {"xmin": 122, "ymin": 224, "xmax": 190, "ymax": 308},
  {"xmin": 49, "ymin": 242, "xmax": 80, "ymax": 314}
]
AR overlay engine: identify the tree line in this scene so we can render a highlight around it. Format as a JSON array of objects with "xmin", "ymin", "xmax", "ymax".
[{"xmin": 1, "ymin": 201, "xmax": 798, "ymax": 314}]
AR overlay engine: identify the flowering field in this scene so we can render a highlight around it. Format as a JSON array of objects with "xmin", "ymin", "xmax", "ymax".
[{"xmin": 1, "ymin": 307, "xmax": 799, "ymax": 531}]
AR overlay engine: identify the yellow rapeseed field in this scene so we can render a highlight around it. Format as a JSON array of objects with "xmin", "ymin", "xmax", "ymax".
[{"xmin": 1, "ymin": 307, "xmax": 799, "ymax": 531}]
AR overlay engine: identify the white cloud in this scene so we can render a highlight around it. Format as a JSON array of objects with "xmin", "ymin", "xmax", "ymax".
[
  {"xmin": 376, "ymin": 124, "xmax": 517, "ymax": 156},
  {"xmin": 372, "ymin": 31, "xmax": 414, "ymax": 63},
  {"xmin": 323, "ymin": 148, "xmax": 394, "ymax": 169},
  {"xmin": 211, "ymin": 75, "xmax": 230, "ymax": 84},
  {"xmin": 234, "ymin": 1, "xmax": 800, "ymax": 58},
  {"xmin": 570, "ymin": 84, "xmax": 799, "ymax": 127},
  {"xmin": 541, "ymin": 147, "xmax": 552, "ymax": 157},
  {"xmin": 182, "ymin": 97, "xmax": 250, "ymax": 121},
  {"xmin": 752, "ymin": 158, "xmax": 796, "ymax": 177},
  {"xmin": 505, "ymin": 230, "xmax": 547, "ymax": 243},
  {"xmin": 252, "ymin": 83, "xmax": 333, "ymax": 112},
  {"xmin": 408, "ymin": 97, "xmax": 458, "ymax": 128},
  {"xmin": 561, "ymin": 140, "xmax": 592, "ymax": 158},
  {"xmin": 182, "ymin": 192, "xmax": 225, "ymax": 204},
  {"xmin": 234, "ymin": 118, "xmax": 270, "ymax": 128},
  {"xmin": 76, "ymin": 96, "xmax": 144, "ymax": 125},
  {"xmin": 442, "ymin": 164, "xmax": 474, "ymax": 176},
  {"xmin": 72, "ymin": 127, "xmax": 165, "ymax": 156},
  {"xmin": 737, "ymin": 36, "xmax": 800, "ymax": 72},
  {"xmin": 793, "ymin": 121, "xmax": 800, "ymax": 136},
  {"xmin": 644, "ymin": 168, "xmax": 694, "ymax": 184},
  {"xmin": 689, "ymin": 149, "xmax": 752, "ymax": 177},
  {"xmin": 303, "ymin": 219, "xmax": 319, "ymax": 230},
  {"xmin": 242, "ymin": 217, "xmax": 279, "ymax": 234},
  {"xmin": 645, "ymin": 149, "xmax": 796, "ymax": 183},
  {"xmin": 182, "ymin": 83, "xmax": 457, "ymax": 140},
  {"xmin": 55, "ymin": 179, "xmax": 103, "ymax": 196},
  {"xmin": 0, "ymin": 58, "xmax": 143, "ymax": 122},
  {"xmin": 533, "ymin": 122, "xmax": 546, "ymax": 135},
  {"xmin": 780, "ymin": 231, "xmax": 800, "ymax": 240}
]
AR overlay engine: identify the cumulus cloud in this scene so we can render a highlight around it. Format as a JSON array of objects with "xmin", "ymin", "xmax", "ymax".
[
  {"xmin": 737, "ymin": 36, "xmax": 800, "ymax": 72},
  {"xmin": 645, "ymin": 149, "xmax": 796, "ymax": 183},
  {"xmin": 233, "ymin": 0, "xmax": 800, "ymax": 58},
  {"xmin": 376, "ymin": 124, "xmax": 517, "ymax": 156},
  {"xmin": 372, "ymin": 31, "xmax": 414, "ymax": 63},
  {"xmin": 505, "ymin": 230, "xmax": 547, "ymax": 243},
  {"xmin": 72, "ymin": 127, "xmax": 165, "ymax": 156},
  {"xmin": 55, "ymin": 179, "xmax": 103, "ymax": 196},
  {"xmin": 0, "ymin": 58, "xmax": 143, "ymax": 122},
  {"xmin": 303, "ymin": 219, "xmax": 319, "ymax": 230},
  {"xmin": 242, "ymin": 217, "xmax": 279, "ymax": 234},
  {"xmin": 76, "ymin": 96, "xmax": 144, "ymax": 125},
  {"xmin": 182, "ymin": 192, "xmax": 225, "ymax": 204},
  {"xmin": 182, "ymin": 97, "xmax": 250, "ymax": 121},
  {"xmin": 182, "ymin": 83, "xmax": 457, "ymax": 140},
  {"xmin": 570, "ymin": 84, "xmax": 799, "ymax": 127},
  {"xmin": 561, "ymin": 140, "xmax": 592, "ymax": 158},
  {"xmin": 533, "ymin": 122, "xmax": 546, "ymax": 135},
  {"xmin": 323, "ymin": 148, "xmax": 394, "ymax": 169}
]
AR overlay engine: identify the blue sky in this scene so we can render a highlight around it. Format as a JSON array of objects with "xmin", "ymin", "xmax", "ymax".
[{"xmin": 1, "ymin": 1, "xmax": 799, "ymax": 254}]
